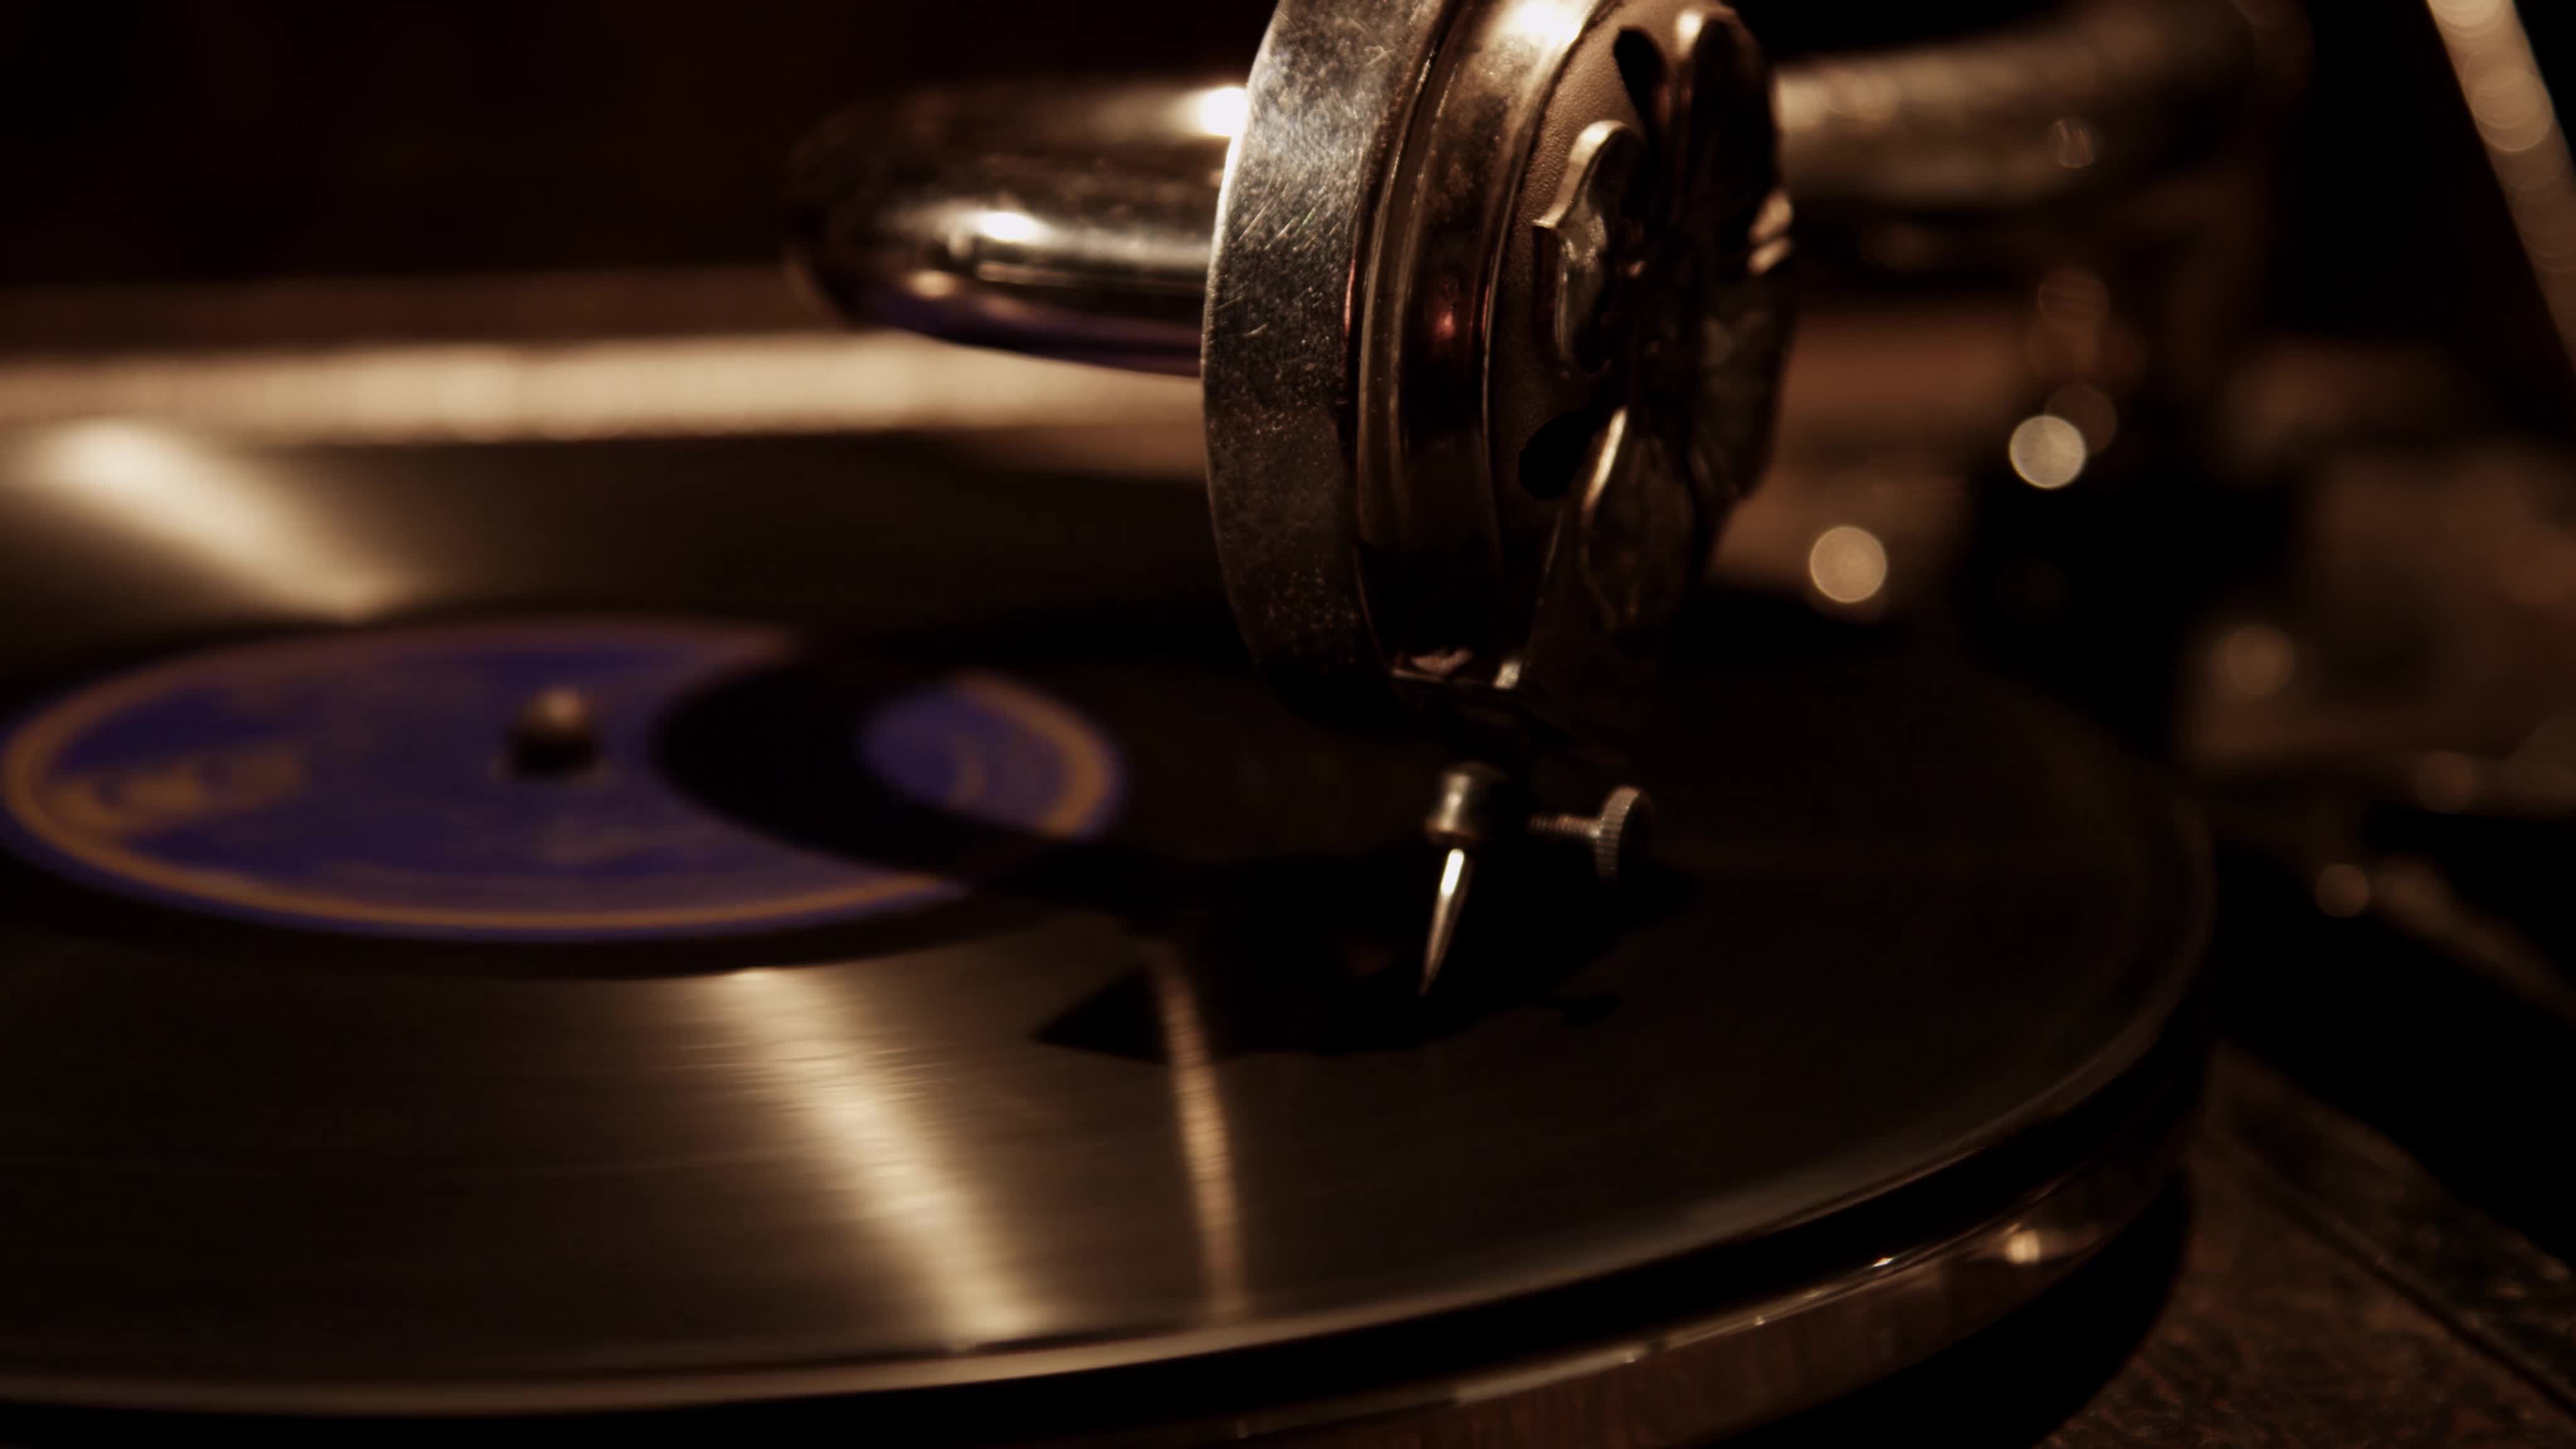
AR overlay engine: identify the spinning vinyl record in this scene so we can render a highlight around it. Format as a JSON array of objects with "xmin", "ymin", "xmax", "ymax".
[{"xmin": 0, "ymin": 599, "xmax": 2205, "ymax": 1439}]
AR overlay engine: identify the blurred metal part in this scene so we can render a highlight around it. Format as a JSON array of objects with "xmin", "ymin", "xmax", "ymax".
[
  {"xmin": 2424, "ymin": 0, "xmax": 2576, "ymax": 386},
  {"xmin": 2367, "ymin": 855, "xmax": 2576, "ymax": 1036},
  {"xmin": 790, "ymin": 0, "xmax": 2278, "ymax": 379}
]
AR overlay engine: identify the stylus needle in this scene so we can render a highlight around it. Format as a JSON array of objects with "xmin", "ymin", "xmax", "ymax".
[{"xmin": 1423, "ymin": 846, "xmax": 1473, "ymax": 996}]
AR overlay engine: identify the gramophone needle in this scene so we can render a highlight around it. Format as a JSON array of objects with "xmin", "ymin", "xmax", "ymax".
[{"xmin": 1423, "ymin": 846, "xmax": 1473, "ymax": 995}]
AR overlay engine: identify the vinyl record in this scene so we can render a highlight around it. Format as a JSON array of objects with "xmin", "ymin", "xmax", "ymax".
[{"xmin": 0, "ymin": 597, "xmax": 2205, "ymax": 1435}]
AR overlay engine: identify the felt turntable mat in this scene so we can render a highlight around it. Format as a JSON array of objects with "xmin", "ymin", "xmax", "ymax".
[{"xmin": 0, "ymin": 586, "xmax": 2206, "ymax": 1414}]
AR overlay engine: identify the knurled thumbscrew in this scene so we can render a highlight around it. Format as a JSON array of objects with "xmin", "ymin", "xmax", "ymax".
[{"xmin": 1524, "ymin": 787, "xmax": 1656, "ymax": 884}]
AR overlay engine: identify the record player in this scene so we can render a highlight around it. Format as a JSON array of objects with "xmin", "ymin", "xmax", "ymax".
[{"xmin": 0, "ymin": 0, "xmax": 2572, "ymax": 1442}]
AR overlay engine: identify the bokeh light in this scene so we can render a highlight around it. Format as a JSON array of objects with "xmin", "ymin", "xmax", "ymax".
[
  {"xmin": 1807, "ymin": 525, "xmax": 1889, "ymax": 606},
  {"xmin": 2008, "ymin": 415, "xmax": 2089, "ymax": 490}
]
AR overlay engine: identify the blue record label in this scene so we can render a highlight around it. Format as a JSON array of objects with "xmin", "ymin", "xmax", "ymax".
[{"xmin": 0, "ymin": 621, "xmax": 1123, "ymax": 940}]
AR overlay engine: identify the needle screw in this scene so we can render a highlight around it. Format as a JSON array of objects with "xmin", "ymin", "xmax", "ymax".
[{"xmin": 1525, "ymin": 786, "xmax": 1655, "ymax": 882}]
